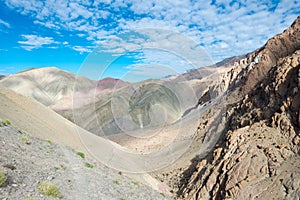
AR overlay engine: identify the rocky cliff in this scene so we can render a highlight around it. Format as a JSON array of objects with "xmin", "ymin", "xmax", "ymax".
[
  {"xmin": 199, "ymin": 16, "xmax": 300, "ymax": 106},
  {"xmin": 173, "ymin": 16, "xmax": 300, "ymax": 199}
]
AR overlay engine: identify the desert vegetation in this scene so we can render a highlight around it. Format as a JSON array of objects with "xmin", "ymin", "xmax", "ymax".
[
  {"xmin": 38, "ymin": 181, "xmax": 62, "ymax": 198},
  {"xmin": 0, "ymin": 169, "xmax": 7, "ymax": 187}
]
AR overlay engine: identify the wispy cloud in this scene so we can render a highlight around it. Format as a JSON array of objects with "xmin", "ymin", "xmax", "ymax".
[
  {"xmin": 124, "ymin": 64, "xmax": 179, "ymax": 80},
  {"xmin": 98, "ymin": 29, "xmax": 214, "ymax": 70},
  {"xmin": 18, "ymin": 34, "xmax": 57, "ymax": 51},
  {"xmin": 0, "ymin": 18, "xmax": 10, "ymax": 28},
  {"xmin": 33, "ymin": 20, "xmax": 59, "ymax": 29},
  {"xmin": 72, "ymin": 46, "xmax": 93, "ymax": 54}
]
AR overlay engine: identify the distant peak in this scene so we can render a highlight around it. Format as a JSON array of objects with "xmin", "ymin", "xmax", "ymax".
[
  {"xmin": 17, "ymin": 66, "xmax": 59, "ymax": 74},
  {"xmin": 98, "ymin": 77, "xmax": 126, "ymax": 83}
]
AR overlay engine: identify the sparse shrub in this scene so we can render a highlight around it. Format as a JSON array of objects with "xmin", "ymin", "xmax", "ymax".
[
  {"xmin": 21, "ymin": 136, "xmax": 30, "ymax": 144},
  {"xmin": 76, "ymin": 151, "xmax": 85, "ymax": 158},
  {"xmin": 0, "ymin": 169, "xmax": 7, "ymax": 187},
  {"xmin": 113, "ymin": 179, "xmax": 121, "ymax": 185},
  {"xmin": 85, "ymin": 162, "xmax": 93, "ymax": 168},
  {"xmin": 38, "ymin": 181, "xmax": 62, "ymax": 198},
  {"xmin": 2, "ymin": 119, "xmax": 11, "ymax": 126},
  {"xmin": 45, "ymin": 139, "xmax": 52, "ymax": 144},
  {"xmin": 53, "ymin": 167, "xmax": 60, "ymax": 171},
  {"xmin": 132, "ymin": 179, "xmax": 141, "ymax": 186},
  {"xmin": 25, "ymin": 197, "xmax": 35, "ymax": 200}
]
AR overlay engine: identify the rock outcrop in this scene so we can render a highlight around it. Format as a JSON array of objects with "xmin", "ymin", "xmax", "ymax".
[
  {"xmin": 174, "ymin": 16, "xmax": 300, "ymax": 199},
  {"xmin": 198, "ymin": 16, "xmax": 300, "ymax": 106}
]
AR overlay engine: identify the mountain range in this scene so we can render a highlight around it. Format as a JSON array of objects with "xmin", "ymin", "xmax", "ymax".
[{"xmin": 0, "ymin": 16, "xmax": 299, "ymax": 200}]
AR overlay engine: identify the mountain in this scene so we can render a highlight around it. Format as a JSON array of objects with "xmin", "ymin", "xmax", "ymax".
[
  {"xmin": 0, "ymin": 67, "xmax": 129, "ymax": 111},
  {"xmin": 97, "ymin": 77, "xmax": 129, "ymax": 91},
  {"xmin": 0, "ymin": 15, "xmax": 299, "ymax": 200},
  {"xmin": 52, "ymin": 76, "xmax": 129, "ymax": 111},
  {"xmin": 0, "ymin": 67, "xmax": 95, "ymax": 106},
  {"xmin": 0, "ymin": 75, "xmax": 5, "ymax": 80},
  {"xmin": 156, "ymin": 16, "xmax": 300, "ymax": 199},
  {"xmin": 0, "ymin": 89, "xmax": 168, "ymax": 199},
  {"xmin": 0, "ymin": 87, "xmax": 172, "ymax": 198},
  {"xmin": 60, "ymin": 79, "xmax": 193, "ymax": 136}
]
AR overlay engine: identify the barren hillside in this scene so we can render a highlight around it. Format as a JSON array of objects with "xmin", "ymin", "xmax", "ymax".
[
  {"xmin": 155, "ymin": 16, "xmax": 300, "ymax": 200},
  {"xmin": 0, "ymin": 67, "xmax": 128, "ymax": 111},
  {"xmin": 0, "ymin": 122, "xmax": 168, "ymax": 200}
]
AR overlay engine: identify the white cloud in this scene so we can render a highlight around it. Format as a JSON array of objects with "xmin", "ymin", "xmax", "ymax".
[
  {"xmin": 72, "ymin": 46, "xmax": 93, "ymax": 54},
  {"xmin": 97, "ymin": 29, "xmax": 214, "ymax": 72},
  {"xmin": 0, "ymin": 19, "xmax": 10, "ymax": 28},
  {"xmin": 124, "ymin": 64, "xmax": 179, "ymax": 79},
  {"xmin": 18, "ymin": 34, "xmax": 57, "ymax": 51},
  {"xmin": 5, "ymin": 0, "xmax": 300, "ymax": 61},
  {"xmin": 77, "ymin": 33, "xmax": 86, "ymax": 37},
  {"xmin": 33, "ymin": 20, "xmax": 59, "ymax": 29}
]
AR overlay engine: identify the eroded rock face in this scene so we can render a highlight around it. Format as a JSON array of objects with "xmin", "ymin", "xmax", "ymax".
[
  {"xmin": 176, "ymin": 17, "xmax": 300, "ymax": 199},
  {"xmin": 198, "ymin": 16, "xmax": 300, "ymax": 107}
]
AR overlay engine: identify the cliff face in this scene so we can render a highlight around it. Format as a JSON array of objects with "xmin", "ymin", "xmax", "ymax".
[
  {"xmin": 176, "ymin": 16, "xmax": 300, "ymax": 199},
  {"xmin": 239, "ymin": 16, "xmax": 300, "ymax": 95},
  {"xmin": 202, "ymin": 16, "xmax": 300, "ymax": 104}
]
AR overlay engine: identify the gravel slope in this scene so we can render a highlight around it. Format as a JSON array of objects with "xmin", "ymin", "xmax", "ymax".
[{"xmin": 0, "ymin": 124, "xmax": 169, "ymax": 200}]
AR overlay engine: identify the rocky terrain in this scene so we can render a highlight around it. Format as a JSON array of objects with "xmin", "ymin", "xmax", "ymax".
[
  {"xmin": 154, "ymin": 16, "xmax": 300, "ymax": 200},
  {"xmin": 0, "ymin": 121, "xmax": 168, "ymax": 200}
]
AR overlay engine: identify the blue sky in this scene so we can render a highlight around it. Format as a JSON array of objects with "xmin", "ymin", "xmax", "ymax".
[{"xmin": 0, "ymin": 0, "xmax": 299, "ymax": 81}]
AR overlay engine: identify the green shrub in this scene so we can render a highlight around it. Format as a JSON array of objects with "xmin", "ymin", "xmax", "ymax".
[
  {"xmin": 85, "ymin": 162, "xmax": 93, "ymax": 168},
  {"xmin": 2, "ymin": 119, "xmax": 11, "ymax": 126},
  {"xmin": 76, "ymin": 151, "xmax": 85, "ymax": 158},
  {"xmin": 0, "ymin": 169, "xmax": 7, "ymax": 187},
  {"xmin": 45, "ymin": 139, "xmax": 52, "ymax": 144},
  {"xmin": 25, "ymin": 197, "xmax": 35, "ymax": 200},
  {"xmin": 21, "ymin": 136, "xmax": 30, "ymax": 144},
  {"xmin": 38, "ymin": 181, "xmax": 62, "ymax": 198},
  {"xmin": 113, "ymin": 179, "xmax": 121, "ymax": 185},
  {"xmin": 53, "ymin": 166, "xmax": 60, "ymax": 171},
  {"xmin": 132, "ymin": 179, "xmax": 141, "ymax": 186}
]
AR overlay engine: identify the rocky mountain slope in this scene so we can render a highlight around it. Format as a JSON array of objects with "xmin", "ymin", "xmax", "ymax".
[
  {"xmin": 0, "ymin": 122, "xmax": 168, "ymax": 200},
  {"xmin": 157, "ymin": 16, "xmax": 300, "ymax": 200}
]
